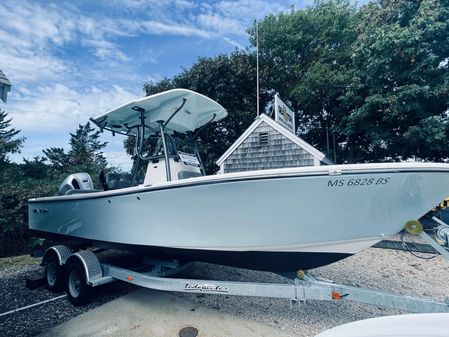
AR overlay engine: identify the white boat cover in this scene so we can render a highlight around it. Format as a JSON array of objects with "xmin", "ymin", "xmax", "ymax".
[
  {"xmin": 91, "ymin": 89, "xmax": 228, "ymax": 136},
  {"xmin": 315, "ymin": 313, "xmax": 449, "ymax": 337}
]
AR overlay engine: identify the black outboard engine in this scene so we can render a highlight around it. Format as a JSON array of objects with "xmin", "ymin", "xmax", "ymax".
[{"xmin": 58, "ymin": 173, "xmax": 94, "ymax": 195}]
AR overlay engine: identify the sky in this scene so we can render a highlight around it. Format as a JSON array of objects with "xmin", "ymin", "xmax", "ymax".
[{"xmin": 0, "ymin": 0, "xmax": 364, "ymax": 171}]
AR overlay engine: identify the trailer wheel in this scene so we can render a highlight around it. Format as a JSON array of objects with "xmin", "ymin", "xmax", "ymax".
[
  {"xmin": 45, "ymin": 255, "xmax": 64, "ymax": 292},
  {"xmin": 66, "ymin": 260, "xmax": 93, "ymax": 306}
]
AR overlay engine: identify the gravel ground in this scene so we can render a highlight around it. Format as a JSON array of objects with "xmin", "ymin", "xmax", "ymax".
[
  {"xmin": 0, "ymin": 258, "xmax": 135, "ymax": 337},
  {"xmin": 1, "ymin": 234, "xmax": 448, "ymax": 337}
]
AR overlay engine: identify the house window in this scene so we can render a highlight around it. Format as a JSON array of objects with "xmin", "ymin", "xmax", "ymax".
[{"xmin": 259, "ymin": 132, "xmax": 269, "ymax": 146}]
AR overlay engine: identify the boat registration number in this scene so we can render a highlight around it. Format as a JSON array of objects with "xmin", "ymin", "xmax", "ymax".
[{"xmin": 327, "ymin": 177, "xmax": 390, "ymax": 187}]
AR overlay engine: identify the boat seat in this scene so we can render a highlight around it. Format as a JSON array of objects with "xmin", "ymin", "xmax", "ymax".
[
  {"xmin": 108, "ymin": 180, "xmax": 132, "ymax": 190},
  {"xmin": 106, "ymin": 173, "xmax": 133, "ymax": 190},
  {"xmin": 177, "ymin": 171, "xmax": 202, "ymax": 180}
]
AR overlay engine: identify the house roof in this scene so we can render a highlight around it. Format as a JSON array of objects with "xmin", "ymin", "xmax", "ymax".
[
  {"xmin": 0, "ymin": 69, "xmax": 11, "ymax": 103},
  {"xmin": 0, "ymin": 70, "xmax": 11, "ymax": 86},
  {"xmin": 216, "ymin": 113, "xmax": 333, "ymax": 166}
]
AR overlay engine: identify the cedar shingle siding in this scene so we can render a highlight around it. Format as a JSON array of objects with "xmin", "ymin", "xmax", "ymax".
[{"xmin": 223, "ymin": 121, "xmax": 315, "ymax": 173}]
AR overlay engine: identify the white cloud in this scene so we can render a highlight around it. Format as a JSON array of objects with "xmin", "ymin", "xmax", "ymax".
[
  {"xmin": 0, "ymin": 0, "xmax": 138, "ymax": 85},
  {"xmin": 214, "ymin": 0, "xmax": 289, "ymax": 24},
  {"xmin": 223, "ymin": 37, "xmax": 245, "ymax": 49},
  {"xmin": 0, "ymin": 1, "xmax": 74, "ymax": 48},
  {"xmin": 82, "ymin": 39, "xmax": 131, "ymax": 62},
  {"xmin": 0, "ymin": 1, "xmax": 73, "ymax": 83},
  {"xmin": 0, "ymin": 48, "xmax": 68, "ymax": 83},
  {"xmin": 174, "ymin": 0, "xmax": 195, "ymax": 9},
  {"xmin": 197, "ymin": 12, "xmax": 245, "ymax": 36},
  {"xmin": 1, "ymin": 0, "xmax": 302, "ymax": 167},
  {"xmin": 112, "ymin": 0, "xmax": 195, "ymax": 11},
  {"xmin": 103, "ymin": 150, "xmax": 133, "ymax": 171},
  {"xmin": 108, "ymin": 0, "xmax": 291, "ymax": 38},
  {"xmin": 140, "ymin": 20, "xmax": 212, "ymax": 38},
  {"xmin": 8, "ymin": 84, "xmax": 140, "ymax": 132},
  {"xmin": 0, "ymin": 0, "xmax": 300, "ymax": 87}
]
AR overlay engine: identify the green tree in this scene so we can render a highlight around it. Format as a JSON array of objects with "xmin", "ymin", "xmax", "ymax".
[
  {"xmin": 0, "ymin": 111, "xmax": 29, "ymax": 256},
  {"xmin": 0, "ymin": 163, "xmax": 57, "ymax": 256},
  {"xmin": 138, "ymin": 0, "xmax": 449, "ymax": 165},
  {"xmin": 43, "ymin": 122, "xmax": 108, "ymax": 175},
  {"xmin": 248, "ymin": 0, "xmax": 359, "ymax": 161},
  {"xmin": 21, "ymin": 156, "xmax": 49, "ymax": 179},
  {"xmin": 339, "ymin": 0, "xmax": 449, "ymax": 162},
  {"xmin": 68, "ymin": 122, "xmax": 108, "ymax": 170},
  {"xmin": 42, "ymin": 147, "xmax": 69, "ymax": 173},
  {"xmin": 0, "ymin": 109, "xmax": 25, "ymax": 165},
  {"xmin": 0, "ymin": 122, "xmax": 109, "ymax": 256}
]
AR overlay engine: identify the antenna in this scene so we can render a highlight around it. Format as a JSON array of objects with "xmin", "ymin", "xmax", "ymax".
[{"xmin": 256, "ymin": 20, "xmax": 260, "ymax": 117}]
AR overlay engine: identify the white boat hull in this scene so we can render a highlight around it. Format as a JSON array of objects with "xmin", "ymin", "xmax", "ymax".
[{"xmin": 29, "ymin": 163, "xmax": 449, "ymax": 272}]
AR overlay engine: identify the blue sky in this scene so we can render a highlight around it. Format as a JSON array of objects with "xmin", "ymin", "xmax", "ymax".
[{"xmin": 0, "ymin": 0, "xmax": 364, "ymax": 171}]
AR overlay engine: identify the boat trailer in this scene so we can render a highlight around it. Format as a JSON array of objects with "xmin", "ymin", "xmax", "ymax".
[
  {"xmin": 30, "ymin": 245, "xmax": 449, "ymax": 312},
  {"xmin": 98, "ymin": 263, "xmax": 449, "ymax": 313},
  {"xmin": 30, "ymin": 215, "xmax": 449, "ymax": 312}
]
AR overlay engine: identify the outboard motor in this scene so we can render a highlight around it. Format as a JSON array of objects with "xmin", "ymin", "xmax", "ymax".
[{"xmin": 58, "ymin": 173, "xmax": 94, "ymax": 195}]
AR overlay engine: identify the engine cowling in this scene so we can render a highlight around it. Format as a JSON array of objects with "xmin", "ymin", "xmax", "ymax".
[{"xmin": 58, "ymin": 173, "xmax": 94, "ymax": 195}]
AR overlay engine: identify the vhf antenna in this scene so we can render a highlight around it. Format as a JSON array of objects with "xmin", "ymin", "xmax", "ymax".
[{"xmin": 256, "ymin": 20, "xmax": 260, "ymax": 117}]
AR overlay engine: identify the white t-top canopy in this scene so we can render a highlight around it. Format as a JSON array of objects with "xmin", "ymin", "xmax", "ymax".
[{"xmin": 91, "ymin": 89, "xmax": 228, "ymax": 136}]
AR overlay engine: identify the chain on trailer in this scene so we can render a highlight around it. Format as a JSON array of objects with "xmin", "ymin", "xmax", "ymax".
[{"xmin": 400, "ymin": 218, "xmax": 449, "ymax": 261}]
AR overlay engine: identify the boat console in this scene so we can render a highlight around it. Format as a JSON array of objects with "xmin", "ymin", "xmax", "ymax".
[
  {"xmin": 144, "ymin": 152, "xmax": 202, "ymax": 185},
  {"xmin": 53, "ymin": 90, "xmax": 227, "ymax": 194},
  {"xmin": 88, "ymin": 89, "xmax": 226, "ymax": 188},
  {"xmin": 57, "ymin": 148, "xmax": 202, "ymax": 194}
]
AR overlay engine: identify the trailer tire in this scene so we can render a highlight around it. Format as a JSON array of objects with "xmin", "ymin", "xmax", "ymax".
[
  {"xmin": 66, "ymin": 260, "xmax": 93, "ymax": 306},
  {"xmin": 45, "ymin": 254, "xmax": 65, "ymax": 292}
]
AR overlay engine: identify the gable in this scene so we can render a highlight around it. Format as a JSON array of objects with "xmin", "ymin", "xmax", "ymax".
[
  {"xmin": 216, "ymin": 114, "xmax": 331, "ymax": 166},
  {"xmin": 222, "ymin": 121, "xmax": 317, "ymax": 173}
]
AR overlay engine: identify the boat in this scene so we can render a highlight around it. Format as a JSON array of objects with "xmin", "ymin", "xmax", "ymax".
[
  {"xmin": 28, "ymin": 88, "xmax": 449, "ymax": 274},
  {"xmin": 314, "ymin": 313, "xmax": 449, "ymax": 337}
]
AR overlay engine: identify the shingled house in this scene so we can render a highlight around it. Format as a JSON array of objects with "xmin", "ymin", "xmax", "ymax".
[{"xmin": 216, "ymin": 113, "xmax": 332, "ymax": 174}]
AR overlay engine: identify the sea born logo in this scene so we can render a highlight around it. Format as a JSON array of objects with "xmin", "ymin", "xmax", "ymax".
[{"xmin": 33, "ymin": 208, "xmax": 49, "ymax": 214}]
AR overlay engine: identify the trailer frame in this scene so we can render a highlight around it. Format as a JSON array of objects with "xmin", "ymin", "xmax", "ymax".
[{"xmin": 39, "ymin": 243, "xmax": 449, "ymax": 312}]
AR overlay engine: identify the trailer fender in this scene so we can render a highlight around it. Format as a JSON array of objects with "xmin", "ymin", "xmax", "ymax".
[
  {"xmin": 42, "ymin": 245, "xmax": 72, "ymax": 266},
  {"xmin": 65, "ymin": 250, "xmax": 103, "ymax": 286}
]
